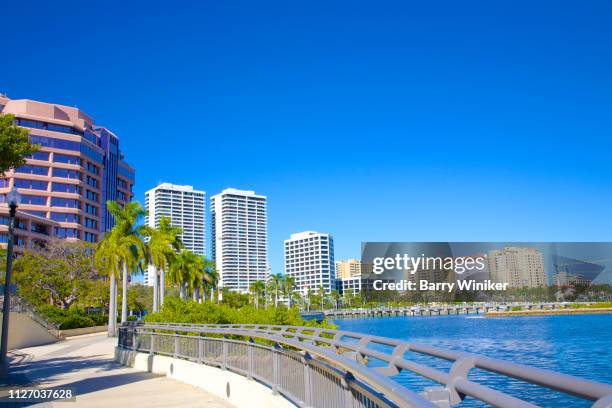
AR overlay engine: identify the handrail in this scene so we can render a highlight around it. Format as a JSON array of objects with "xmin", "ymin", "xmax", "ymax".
[
  {"xmin": 120, "ymin": 322, "xmax": 612, "ymax": 407},
  {"xmin": 0, "ymin": 295, "xmax": 63, "ymax": 338}
]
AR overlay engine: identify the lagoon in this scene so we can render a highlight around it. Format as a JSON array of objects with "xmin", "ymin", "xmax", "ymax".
[{"xmin": 334, "ymin": 313, "xmax": 612, "ymax": 407}]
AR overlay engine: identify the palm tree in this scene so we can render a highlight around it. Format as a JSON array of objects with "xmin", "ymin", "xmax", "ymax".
[
  {"xmin": 282, "ymin": 276, "xmax": 296, "ymax": 307},
  {"xmin": 167, "ymin": 250, "xmax": 203, "ymax": 299},
  {"xmin": 268, "ymin": 273, "xmax": 283, "ymax": 308},
  {"xmin": 318, "ymin": 284, "xmax": 326, "ymax": 310},
  {"xmin": 95, "ymin": 201, "xmax": 147, "ymax": 335},
  {"xmin": 249, "ymin": 280, "xmax": 266, "ymax": 309},
  {"xmin": 330, "ymin": 289, "xmax": 341, "ymax": 310},
  {"xmin": 144, "ymin": 217, "xmax": 182, "ymax": 312},
  {"xmin": 202, "ymin": 259, "xmax": 218, "ymax": 302}
]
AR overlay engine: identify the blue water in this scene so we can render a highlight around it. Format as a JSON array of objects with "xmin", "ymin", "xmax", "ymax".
[{"xmin": 333, "ymin": 314, "xmax": 612, "ymax": 407}]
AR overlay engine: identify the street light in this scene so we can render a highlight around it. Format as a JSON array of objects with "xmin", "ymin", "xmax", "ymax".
[{"xmin": 1, "ymin": 186, "xmax": 21, "ymax": 373}]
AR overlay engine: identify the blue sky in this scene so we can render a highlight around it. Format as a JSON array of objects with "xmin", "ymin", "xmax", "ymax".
[{"xmin": 2, "ymin": 1, "xmax": 612, "ymax": 276}]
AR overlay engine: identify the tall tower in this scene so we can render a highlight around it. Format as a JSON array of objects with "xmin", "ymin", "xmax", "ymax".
[
  {"xmin": 284, "ymin": 231, "xmax": 335, "ymax": 295},
  {"xmin": 144, "ymin": 183, "xmax": 206, "ymax": 286},
  {"xmin": 211, "ymin": 188, "xmax": 268, "ymax": 292}
]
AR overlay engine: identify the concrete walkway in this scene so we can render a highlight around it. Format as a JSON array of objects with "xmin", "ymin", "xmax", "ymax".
[{"xmin": 1, "ymin": 333, "xmax": 233, "ymax": 407}]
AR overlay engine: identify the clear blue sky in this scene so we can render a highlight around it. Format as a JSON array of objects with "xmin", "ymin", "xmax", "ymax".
[{"xmin": 2, "ymin": 1, "xmax": 612, "ymax": 276}]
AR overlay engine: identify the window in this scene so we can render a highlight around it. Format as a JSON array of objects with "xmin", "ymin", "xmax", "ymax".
[
  {"xmin": 86, "ymin": 190, "xmax": 98, "ymax": 201},
  {"xmin": 53, "ymin": 154, "xmax": 80, "ymax": 165},
  {"xmin": 47, "ymin": 123, "xmax": 76, "ymax": 134},
  {"xmin": 84, "ymin": 232, "xmax": 97, "ymax": 242},
  {"xmin": 31, "ymin": 223, "xmax": 49, "ymax": 235},
  {"xmin": 86, "ymin": 176, "xmax": 98, "ymax": 188},
  {"xmin": 21, "ymin": 195, "xmax": 47, "ymax": 205},
  {"xmin": 85, "ymin": 218, "xmax": 98, "ymax": 229},
  {"xmin": 86, "ymin": 163, "xmax": 98, "ymax": 174},
  {"xmin": 51, "ymin": 197, "xmax": 79, "ymax": 208},
  {"xmin": 29, "ymin": 135, "xmax": 80, "ymax": 151},
  {"xmin": 117, "ymin": 191, "xmax": 126, "ymax": 201},
  {"xmin": 15, "ymin": 165, "xmax": 48, "ymax": 175},
  {"xmin": 85, "ymin": 204, "xmax": 98, "ymax": 215},
  {"xmin": 50, "ymin": 212, "xmax": 79, "ymax": 223},
  {"xmin": 80, "ymin": 143, "xmax": 103, "ymax": 163},
  {"xmin": 17, "ymin": 118, "xmax": 82, "ymax": 135},
  {"xmin": 52, "ymin": 183, "xmax": 80, "ymax": 193},
  {"xmin": 14, "ymin": 179, "xmax": 48, "ymax": 190},
  {"xmin": 84, "ymin": 130, "xmax": 100, "ymax": 147},
  {"xmin": 52, "ymin": 168, "xmax": 80, "ymax": 179},
  {"xmin": 0, "ymin": 179, "xmax": 8, "ymax": 188},
  {"xmin": 117, "ymin": 179, "xmax": 127, "ymax": 189},
  {"xmin": 28, "ymin": 151, "xmax": 50, "ymax": 161},
  {"xmin": 54, "ymin": 228, "xmax": 80, "ymax": 239}
]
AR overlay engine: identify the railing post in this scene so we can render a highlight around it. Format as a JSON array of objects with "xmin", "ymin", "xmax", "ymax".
[
  {"xmin": 150, "ymin": 332, "xmax": 155, "ymax": 355},
  {"xmin": 174, "ymin": 332, "xmax": 180, "ymax": 358},
  {"xmin": 132, "ymin": 328, "xmax": 137, "ymax": 351},
  {"xmin": 303, "ymin": 352, "xmax": 313, "ymax": 407},
  {"xmin": 341, "ymin": 371, "xmax": 356, "ymax": 408},
  {"xmin": 197, "ymin": 336, "xmax": 203, "ymax": 364},
  {"xmin": 247, "ymin": 337, "xmax": 254, "ymax": 379},
  {"xmin": 272, "ymin": 343, "xmax": 281, "ymax": 395},
  {"xmin": 222, "ymin": 338, "xmax": 228, "ymax": 370}
]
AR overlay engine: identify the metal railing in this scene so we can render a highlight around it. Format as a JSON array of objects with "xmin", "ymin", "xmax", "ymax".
[
  {"xmin": 0, "ymin": 295, "xmax": 62, "ymax": 338},
  {"xmin": 118, "ymin": 322, "xmax": 612, "ymax": 408}
]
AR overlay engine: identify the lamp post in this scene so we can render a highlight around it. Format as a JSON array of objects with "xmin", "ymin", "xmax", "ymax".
[{"xmin": 1, "ymin": 186, "xmax": 21, "ymax": 372}]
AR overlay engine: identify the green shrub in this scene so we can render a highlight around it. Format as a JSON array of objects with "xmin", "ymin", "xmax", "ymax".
[
  {"xmin": 146, "ymin": 298, "xmax": 333, "ymax": 328},
  {"xmin": 36, "ymin": 304, "xmax": 107, "ymax": 329},
  {"xmin": 59, "ymin": 315, "xmax": 95, "ymax": 330}
]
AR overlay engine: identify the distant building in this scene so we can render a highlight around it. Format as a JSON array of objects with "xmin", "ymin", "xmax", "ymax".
[
  {"xmin": 553, "ymin": 272, "xmax": 591, "ymax": 287},
  {"xmin": 211, "ymin": 188, "xmax": 268, "ymax": 292},
  {"xmin": 552, "ymin": 254, "xmax": 604, "ymax": 284},
  {"xmin": 144, "ymin": 183, "xmax": 206, "ymax": 286},
  {"xmin": 0, "ymin": 94, "xmax": 134, "ymax": 249},
  {"xmin": 339, "ymin": 276, "xmax": 361, "ymax": 295},
  {"xmin": 488, "ymin": 247, "xmax": 546, "ymax": 288},
  {"xmin": 336, "ymin": 259, "xmax": 361, "ymax": 279},
  {"xmin": 285, "ymin": 231, "xmax": 335, "ymax": 294}
]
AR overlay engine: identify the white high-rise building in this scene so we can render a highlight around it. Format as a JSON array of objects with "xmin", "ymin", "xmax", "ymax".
[
  {"xmin": 144, "ymin": 183, "xmax": 206, "ymax": 286},
  {"xmin": 284, "ymin": 231, "xmax": 335, "ymax": 295},
  {"xmin": 211, "ymin": 188, "xmax": 268, "ymax": 292}
]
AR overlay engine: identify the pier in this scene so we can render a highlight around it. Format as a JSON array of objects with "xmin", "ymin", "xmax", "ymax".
[{"xmin": 322, "ymin": 302, "xmax": 573, "ymax": 319}]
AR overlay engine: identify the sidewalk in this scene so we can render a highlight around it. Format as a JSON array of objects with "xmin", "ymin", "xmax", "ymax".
[{"xmin": 1, "ymin": 333, "xmax": 233, "ymax": 407}]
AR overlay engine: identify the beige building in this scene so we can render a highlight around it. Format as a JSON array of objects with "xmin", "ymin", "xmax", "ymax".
[
  {"xmin": 335, "ymin": 259, "xmax": 361, "ymax": 279},
  {"xmin": 0, "ymin": 209, "xmax": 60, "ymax": 254},
  {"xmin": 0, "ymin": 94, "xmax": 135, "ymax": 249},
  {"xmin": 488, "ymin": 247, "xmax": 546, "ymax": 288}
]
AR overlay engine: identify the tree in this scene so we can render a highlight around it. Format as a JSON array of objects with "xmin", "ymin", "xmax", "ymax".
[
  {"xmin": 249, "ymin": 280, "xmax": 265, "ymax": 309},
  {"xmin": 95, "ymin": 201, "xmax": 147, "ymax": 336},
  {"xmin": 330, "ymin": 290, "xmax": 341, "ymax": 310},
  {"xmin": 144, "ymin": 216, "xmax": 182, "ymax": 312},
  {"xmin": 0, "ymin": 113, "xmax": 39, "ymax": 175},
  {"xmin": 283, "ymin": 276, "xmax": 296, "ymax": 307},
  {"xmin": 167, "ymin": 250, "xmax": 202, "ymax": 299},
  {"xmin": 268, "ymin": 273, "xmax": 283, "ymax": 308},
  {"xmin": 202, "ymin": 260, "xmax": 219, "ymax": 302},
  {"xmin": 13, "ymin": 240, "xmax": 98, "ymax": 309}
]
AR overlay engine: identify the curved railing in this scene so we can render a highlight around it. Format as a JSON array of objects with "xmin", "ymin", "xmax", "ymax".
[{"xmin": 118, "ymin": 322, "xmax": 612, "ymax": 408}]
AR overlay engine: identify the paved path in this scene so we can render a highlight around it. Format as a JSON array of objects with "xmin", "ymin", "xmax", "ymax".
[{"xmin": 1, "ymin": 333, "xmax": 233, "ymax": 407}]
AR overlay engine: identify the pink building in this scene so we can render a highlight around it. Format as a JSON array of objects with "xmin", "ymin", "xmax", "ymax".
[{"xmin": 0, "ymin": 94, "xmax": 135, "ymax": 251}]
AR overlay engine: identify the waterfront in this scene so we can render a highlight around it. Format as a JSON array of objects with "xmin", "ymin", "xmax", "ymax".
[{"xmin": 334, "ymin": 314, "xmax": 612, "ymax": 407}]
